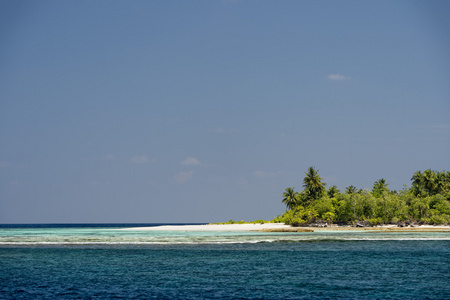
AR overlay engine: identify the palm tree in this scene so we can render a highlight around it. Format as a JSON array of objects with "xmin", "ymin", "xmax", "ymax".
[
  {"xmin": 345, "ymin": 185, "xmax": 357, "ymax": 194},
  {"xmin": 411, "ymin": 170, "xmax": 424, "ymax": 196},
  {"xmin": 436, "ymin": 171, "xmax": 450, "ymax": 195},
  {"xmin": 422, "ymin": 169, "xmax": 438, "ymax": 195},
  {"xmin": 327, "ymin": 185, "xmax": 340, "ymax": 198},
  {"xmin": 411, "ymin": 170, "xmax": 423, "ymax": 187},
  {"xmin": 282, "ymin": 187, "xmax": 299, "ymax": 210},
  {"xmin": 302, "ymin": 166, "xmax": 326, "ymax": 200},
  {"xmin": 411, "ymin": 169, "xmax": 449, "ymax": 196},
  {"xmin": 372, "ymin": 178, "xmax": 389, "ymax": 197}
]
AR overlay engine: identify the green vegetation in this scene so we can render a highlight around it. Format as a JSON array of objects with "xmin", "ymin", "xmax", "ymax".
[{"xmin": 276, "ymin": 167, "xmax": 450, "ymax": 226}]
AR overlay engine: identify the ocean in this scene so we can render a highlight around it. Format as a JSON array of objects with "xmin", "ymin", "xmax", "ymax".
[{"xmin": 1, "ymin": 224, "xmax": 449, "ymax": 299}]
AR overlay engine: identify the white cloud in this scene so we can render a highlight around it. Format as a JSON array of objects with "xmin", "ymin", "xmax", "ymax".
[
  {"xmin": 174, "ymin": 171, "xmax": 194, "ymax": 184},
  {"xmin": 327, "ymin": 74, "xmax": 350, "ymax": 81},
  {"xmin": 181, "ymin": 157, "xmax": 201, "ymax": 166},
  {"xmin": 253, "ymin": 171, "xmax": 279, "ymax": 178},
  {"xmin": 131, "ymin": 155, "xmax": 149, "ymax": 164}
]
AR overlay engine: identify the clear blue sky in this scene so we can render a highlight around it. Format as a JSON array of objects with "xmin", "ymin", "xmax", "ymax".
[{"xmin": 1, "ymin": 0, "xmax": 449, "ymax": 223}]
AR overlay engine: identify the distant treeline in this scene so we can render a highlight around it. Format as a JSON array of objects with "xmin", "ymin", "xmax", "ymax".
[{"xmin": 276, "ymin": 167, "xmax": 450, "ymax": 226}]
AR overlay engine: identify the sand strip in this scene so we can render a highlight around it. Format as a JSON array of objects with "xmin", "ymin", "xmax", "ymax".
[
  {"xmin": 120, "ymin": 223, "xmax": 450, "ymax": 232},
  {"xmin": 121, "ymin": 223, "xmax": 293, "ymax": 231},
  {"xmin": 121, "ymin": 223, "xmax": 450, "ymax": 233}
]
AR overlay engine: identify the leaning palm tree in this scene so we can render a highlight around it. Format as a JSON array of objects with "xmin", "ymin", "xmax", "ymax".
[
  {"xmin": 282, "ymin": 187, "xmax": 299, "ymax": 210},
  {"xmin": 302, "ymin": 166, "xmax": 326, "ymax": 200}
]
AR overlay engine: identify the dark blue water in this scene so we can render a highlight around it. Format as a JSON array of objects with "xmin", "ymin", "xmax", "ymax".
[{"xmin": 1, "ymin": 224, "xmax": 449, "ymax": 299}]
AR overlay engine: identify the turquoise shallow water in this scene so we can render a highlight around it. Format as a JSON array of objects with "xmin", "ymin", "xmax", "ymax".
[
  {"xmin": 1, "ymin": 225, "xmax": 450, "ymax": 246},
  {"xmin": 1, "ymin": 224, "xmax": 449, "ymax": 299}
]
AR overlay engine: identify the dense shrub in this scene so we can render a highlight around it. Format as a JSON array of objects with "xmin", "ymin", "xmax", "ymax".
[{"xmin": 277, "ymin": 168, "xmax": 450, "ymax": 226}]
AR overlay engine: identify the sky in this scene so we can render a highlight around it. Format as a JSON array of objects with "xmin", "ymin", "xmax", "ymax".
[{"xmin": 1, "ymin": 0, "xmax": 449, "ymax": 223}]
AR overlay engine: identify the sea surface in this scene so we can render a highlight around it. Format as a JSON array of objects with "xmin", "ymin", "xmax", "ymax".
[{"xmin": 1, "ymin": 224, "xmax": 449, "ymax": 299}]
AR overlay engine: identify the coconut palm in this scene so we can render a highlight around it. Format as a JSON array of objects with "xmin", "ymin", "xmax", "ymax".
[
  {"xmin": 436, "ymin": 171, "xmax": 450, "ymax": 195},
  {"xmin": 411, "ymin": 169, "xmax": 449, "ymax": 196},
  {"xmin": 302, "ymin": 166, "xmax": 326, "ymax": 200},
  {"xmin": 327, "ymin": 185, "xmax": 340, "ymax": 198},
  {"xmin": 422, "ymin": 169, "xmax": 438, "ymax": 195},
  {"xmin": 372, "ymin": 178, "xmax": 389, "ymax": 197},
  {"xmin": 345, "ymin": 185, "xmax": 357, "ymax": 194},
  {"xmin": 282, "ymin": 187, "xmax": 299, "ymax": 210},
  {"xmin": 411, "ymin": 170, "xmax": 423, "ymax": 188},
  {"xmin": 411, "ymin": 170, "xmax": 425, "ymax": 196}
]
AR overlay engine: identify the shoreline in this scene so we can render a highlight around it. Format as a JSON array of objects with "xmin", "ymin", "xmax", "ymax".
[
  {"xmin": 121, "ymin": 223, "xmax": 450, "ymax": 232},
  {"xmin": 121, "ymin": 223, "xmax": 292, "ymax": 232}
]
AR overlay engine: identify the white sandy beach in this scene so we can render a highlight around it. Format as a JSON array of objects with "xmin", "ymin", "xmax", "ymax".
[
  {"xmin": 121, "ymin": 223, "xmax": 293, "ymax": 231},
  {"xmin": 121, "ymin": 223, "xmax": 450, "ymax": 232}
]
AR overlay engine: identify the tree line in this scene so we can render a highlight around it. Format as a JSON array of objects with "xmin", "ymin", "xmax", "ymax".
[{"xmin": 276, "ymin": 167, "xmax": 450, "ymax": 226}]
